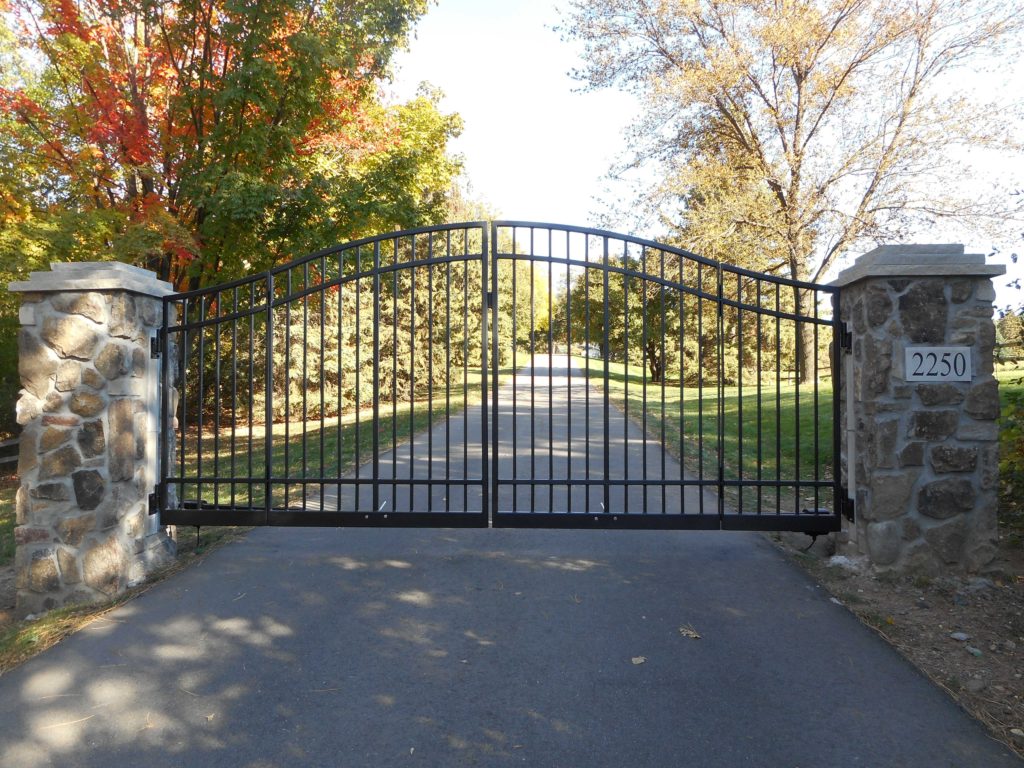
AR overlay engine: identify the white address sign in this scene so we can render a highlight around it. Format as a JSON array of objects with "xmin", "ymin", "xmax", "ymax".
[{"xmin": 904, "ymin": 346, "xmax": 972, "ymax": 382}]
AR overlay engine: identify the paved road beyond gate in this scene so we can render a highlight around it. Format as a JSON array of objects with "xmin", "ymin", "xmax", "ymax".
[{"xmin": 156, "ymin": 222, "xmax": 844, "ymax": 532}]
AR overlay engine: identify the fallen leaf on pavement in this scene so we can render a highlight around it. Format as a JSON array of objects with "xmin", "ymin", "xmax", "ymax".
[
  {"xmin": 678, "ymin": 625, "xmax": 701, "ymax": 639},
  {"xmin": 631, "ymin": 656, "xmax": 646, "ymax": 665}
]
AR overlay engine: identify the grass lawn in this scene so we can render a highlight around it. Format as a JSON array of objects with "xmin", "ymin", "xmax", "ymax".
[
  {"xmin": 175, "ymin": 365, "xmax": 512, "ymax": 509},
  {"xmin": 577, "ymin": 356, "xmax": 837, "ymax": 513},
  {"xmin": 995, "ymin": 366, "xmax": 1024, "ymax": 396}
]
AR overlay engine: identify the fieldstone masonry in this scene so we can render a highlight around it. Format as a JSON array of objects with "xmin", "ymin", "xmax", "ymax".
[
  {"xmin": 10, "ymin": 262, "xmax": 176, "ymax": 616},
  {"xmin": 833, "ymin": 245, "xmax": 1005, "ymax": 573}
]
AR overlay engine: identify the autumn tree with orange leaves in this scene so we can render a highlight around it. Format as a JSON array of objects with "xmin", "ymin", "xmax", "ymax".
[
  {"xmin": 0, "ymin": 0, "xmax": 460, "ymax": 288},
  {"xmin": 0, "ymin": 0, "xmax": 464, "ymax": 433}
]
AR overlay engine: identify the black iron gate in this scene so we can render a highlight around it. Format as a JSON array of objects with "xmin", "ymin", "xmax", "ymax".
[{"xmin": 156, "ymin": 221, "xmax": 844, "ymax": 533}]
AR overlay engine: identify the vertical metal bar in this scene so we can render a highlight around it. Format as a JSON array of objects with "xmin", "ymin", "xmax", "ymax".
[
  {"xmin": 264, "ymin": 275, "xmax": 274, "ymax": 521},
  {"xmin": 393, "ymin": 244, "xmax": 399, "ymax": 509},
  {"xmin": 511, "ymin": 230, "xmax": 518, "ymax": 514},
  {"xmin": 530, "ymin": 230, "xmax": 536, "ymax": 515},
  {"xmin": 832, "ymin": 290, "xmax": 843, "ymax": 523},
  {"xmin": 372, "ymin": 241, "xmax": 381, "ymax": 516},
  {"xmin": 756, "ymin": 278, "xmax": 763, "ymax": 516},
  {"xmin": 427, "ymin": 236, "xmax": 434, "ymax": 512},
  {"xmin": 716, "ymin": 264, "xmax": 724, "ymax": 524},
  {"xmin": 659, "ymin": 248, "xmax": 666, "ymax": 514},
  {"xmin": 717, "ymin": 263, "xmax": 725, "ymax": 523},
  {"xmin": 302, "ymin": 264, "xmax": 309, "ymax": 509},
  {"xmin": 794, "ymin": 289, "xmax": 802, "ymax": 516},
  {"xmin": 342, "ymin": 262, "xmax": 350, "ymax": 514},
  {"xmin": 547, "ymin": 229, "xmax": 554, "ymax": 513},
  {"xmin": 485, "ymin": 223, "xmax": 495, "ymax": 523},
  {"xmin": 630, "ymin": 250, "xmax": 638, "ymax": 518},
  {"xmin": 775, "ymin": 283, "xmax": 782, "ymax": 515},
  {"xmin": 355, "ymin": 247, "xmax": 362, "ymax": 511},
  {"xmin": 284, "ymin": 271, "xmax": 291, "ymax": 508},
  {"xmin": 410, "ymin": 244, "xmax": 417, "ymax": 499},
  {"xmin": 463, "ymin": 247, "xmax": 469, "ymax": 510},
  {"xmin": 319, "ymin": 256, "xmax": 326, "ymax": 508},
  {"xmin": 814, "ymin": 291, "xmax": 821, "ymax": 515},
  {"xmin": 602, "ymin": 236, "xmax": 611, "ymax": 514},
  {"xmin": 179, "ymin": 298, "xmax": 189, "ymax": 505},
  {"xmin": 737, "ymin": 274, "xmax": 744, "ymax": 515},
  {"xmin": 213, "ymin": 295, "xmax": 221, "ymax": 508},
  {"xmin": 565, "ymin": 235, "xmax": 573, "ymax": 510},
  {"xmin": 626, "ymin": 248, "xmax": 634, "ymax": 514},
  {"xmin": 585, "ymin": 237, "xmax": 591, "ymax": 511},
  {"xmin": 446, "ymin": 235, "xmax": 453, "ymax": 513},
  {"xmin": 158, "ymin": 299, "xmax": 170, "ymax": 512},
  {"xmin": 679, "ymin": 259, "xmax": 685, "ymax": 506},
  {"xmin": 697, "ymin": 263, "xmax": 704, "ymax": 516},
  {"xmin": 230, "ymin": 287, "xmax": 238, "ymax": 508},
  {"xmin": 248, "ymin": 284, "xmax": 256, "ymax": 507},
  {"xmin": 178, "ymin": 299, "xmax": 188, "ymax": 505},
  {"xmin": 197, "ymin": 295, "xmax": 206, "ymax": 510}
]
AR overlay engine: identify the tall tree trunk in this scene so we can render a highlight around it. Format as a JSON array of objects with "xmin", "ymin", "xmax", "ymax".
[
  {"xmin": 792, "ymin": 284, "xmax": 814, "ymax": 384},
  {"xmin": 788, "ymin": 237, "xmax": 814, "ymax": 384},
  {"xmin": 645, "ymin": 339, "xmax": 664, "ymax": 383}
]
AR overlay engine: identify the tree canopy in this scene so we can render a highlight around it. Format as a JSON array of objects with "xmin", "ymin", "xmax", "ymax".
[
  {"xmin": 0, "ymin": 0, "xmax": 466, "ymax": 436},
  {"xmin": 564, "ymin": 0, "xmax": 1024, "ymax": 377},
  {"xmin": 0, "ymin": 0, "xmax": 462, "ymax": 289}
]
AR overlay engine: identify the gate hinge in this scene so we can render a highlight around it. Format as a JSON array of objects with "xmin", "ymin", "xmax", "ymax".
[
  {"xmin": 841, "ymin": 494, "xmax": 855, "ymax": 522},
  {"xmin": 148, "ymin": 491, "xmax": 159, "ymax": 515},
  {"xmin": 839, "ymin": 323, "xmax": 853, "ymax": 353},
  {"xmin": 151, "ymin": 329, "xmax": 163, "ymax": 359}
]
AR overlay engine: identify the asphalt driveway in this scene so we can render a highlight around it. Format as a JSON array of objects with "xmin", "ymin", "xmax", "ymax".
[{"xmin": 0, "ymin": 526, "xmax": 1020, "ymax": 767}]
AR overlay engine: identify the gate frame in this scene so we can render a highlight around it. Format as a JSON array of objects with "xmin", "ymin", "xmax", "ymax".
[
  {"xmin": 154, "ymin": 220, "xmax": 845, "ymax": 534},
  {"xmin": 487, "ymin": 221, "xmax": 844, "ymax": 533},
  {"xmin": 157, "ymin": 222, "xmax": 493, "ymax": 529}
]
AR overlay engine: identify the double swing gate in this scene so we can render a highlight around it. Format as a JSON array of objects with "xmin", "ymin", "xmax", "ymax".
[{"xmin": 155, "ymin": 221, "xmax": 845, "ymax": 533}]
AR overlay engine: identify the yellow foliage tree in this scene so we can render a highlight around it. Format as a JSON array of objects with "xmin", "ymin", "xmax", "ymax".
[{"xmin": 564, "ymin": 0, "xmax": 1024, "ymax": 379}]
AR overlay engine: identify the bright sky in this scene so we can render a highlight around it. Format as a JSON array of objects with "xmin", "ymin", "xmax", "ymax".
[
  {"xmin": 388, "ymin": 0, "xmax": 1024, "ymax": 307},
  {"xmin": 387, "ymin": 0, "xmax": 638, "ymax": 228}
]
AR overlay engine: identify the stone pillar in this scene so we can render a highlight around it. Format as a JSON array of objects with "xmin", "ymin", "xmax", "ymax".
[
  {"xmin": 832, "ymin": 245, "xmax": 1005, "ymax": 573},
  {"xmin": 10, "ymin": 262, "xmax": 177, "ymax": 616}
]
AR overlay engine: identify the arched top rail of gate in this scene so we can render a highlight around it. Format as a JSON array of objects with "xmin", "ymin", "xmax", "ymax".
[
  {"xmin": 162, "ymin": 220, "xmax": 837, "ymax": 330},
  {"xmin": 491, "ymin": 221, "xmax": 836, "ymax": 327},
  {"xmin": 164, "ymin": 221, "xmax": 489, "ymax": 331}
]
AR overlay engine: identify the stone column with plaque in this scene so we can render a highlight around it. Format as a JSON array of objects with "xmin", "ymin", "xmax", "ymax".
[{"xmin": 832, "ymin": 245, "xmax": 1005, "ymax": 573}]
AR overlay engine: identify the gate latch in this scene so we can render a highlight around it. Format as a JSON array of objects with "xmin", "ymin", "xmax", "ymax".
[{"xmin": 486, "ymin": 291, "xmax": 496, "ymax": 310}]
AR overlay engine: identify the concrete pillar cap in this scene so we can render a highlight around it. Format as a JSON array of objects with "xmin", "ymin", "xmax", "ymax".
[
  {"xmin": 831, "ymin": 244, "xmax": 1005, "ymax": 287},
  {"xmin": 8, "ymin": 262, "xmax": 174, "ymax": 297}
]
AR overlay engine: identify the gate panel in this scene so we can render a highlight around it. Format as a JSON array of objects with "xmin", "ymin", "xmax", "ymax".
[
  {"xmin": 157, "ymin": 220, "xmax": 842, "ymax": 533},
  {"xmin": 158, "ymin": 223, "xmax": 490, "ymax": 527},
  {"xmin": 489, "ymin": 222, "xmax": 841, "ymax": 532}
]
